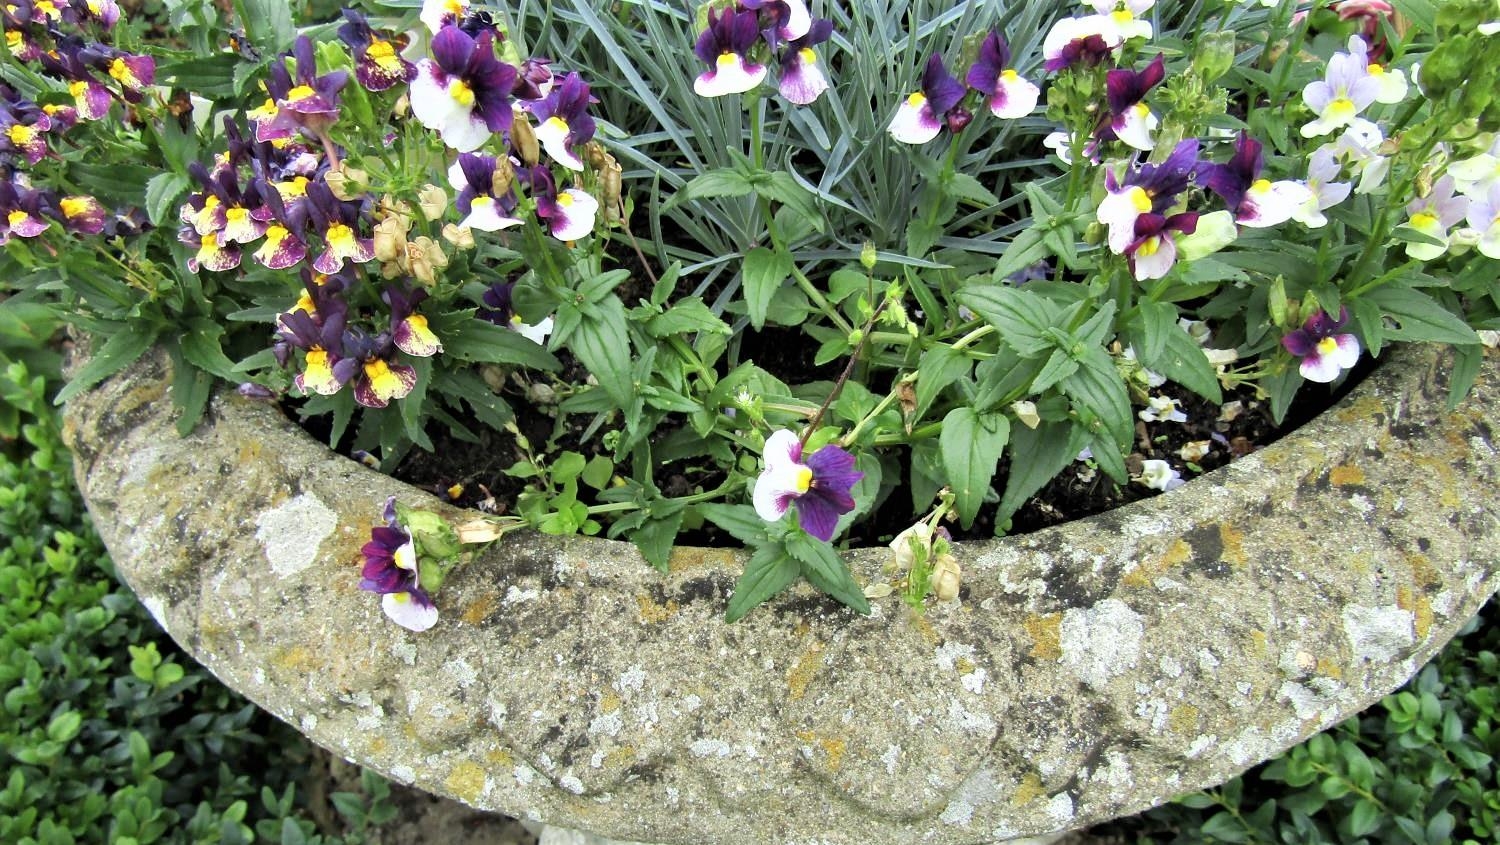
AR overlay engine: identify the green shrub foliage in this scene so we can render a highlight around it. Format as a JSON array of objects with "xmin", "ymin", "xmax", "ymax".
[{"xmin": 0, "ymin": 359, "xmax": 397, "ymax": 845}]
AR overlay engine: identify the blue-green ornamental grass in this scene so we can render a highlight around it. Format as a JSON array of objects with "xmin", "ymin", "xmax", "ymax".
[{"xmin": 4, "ymin": 0, "xmax": 1500, "ymax": 624}]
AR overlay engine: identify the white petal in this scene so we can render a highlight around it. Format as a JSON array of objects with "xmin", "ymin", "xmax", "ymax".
[
  {"xmin": 460, "ymin": 198, "xmax": 523, "ymax": 232},
  {"xmin": 778, "ymin": 54, "xmax": 830, "ymax": 105},
  {"xmin": 382, "ymin": 592, "xmax": 439, "ymax": 632},
  {"xmin": 1131, "ymin": 235, "xmax": 1177, "ymax": 280},
  {"xmin": 1239, "ymin": 181, "xmax": 1312, "ymax": 228},
  {"xmin": 446, "ymin": 159, "xmax": 468, "ymax": 191},
  {"xmin": 516, "ymin": 316, "xmax": 553, "ymax": 345},
  {"xmin": 536, "ymin": 116, "xmax": 583, "ymax": 171},
  {"xmin": 779, "ymin": 0, "xmax": 812, "ymax": 40},
  {"xmin": 1115, "ymin": 104, "xmax": 1157, "ymax": 151},
  {"xmin": 549, "ymin": 189, "xmax": 598, "ymax": 241},
  {"xmin": 990, "ymin": 75, "xmax": 1039, "ymax": 119},
  {"xmin": 1098, "ymin": 188, "xmax": 1147, "ymax": 254},
  {"xmin": 1299, "ymin": 351, "xmax": 1344, "ymax": 383},
  {"xmin": 887, "ymin": 97, "xmax": 941, "ymax": 144},
  {"xmin": 693, "ymin": 57, "xmax": 767, "ymax": 97},
  {"xmin": 763, "ymin": 429, "xmax": 802, "ymax": 471}
]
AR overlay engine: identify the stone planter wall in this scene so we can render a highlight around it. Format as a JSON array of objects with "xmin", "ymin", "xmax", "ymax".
[{"xmin": 64, "ymin": 345, "xmax": 1500, "ymax": 844}]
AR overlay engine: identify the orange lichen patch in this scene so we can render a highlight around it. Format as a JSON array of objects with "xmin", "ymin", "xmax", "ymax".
[
  {"xmin": 1329, "ymin": 464, "xmax": 1365, "ymax": 486},
  {"xmin": 274, "ymin": 646, "xmax": 324, "ymax": 673},
  {"xmin": 1023, "ymin": 613, "xmax": 1063, "ymax": 661},
  {"xmin": 485, "ymin": 748, "xmax": 514, "ymax": 767},
  {"xmin": 794, "ymin": 730, "xmax": 846, "ymax": 772},
  {"xmin": 1405, "ymin": 553, "xmax": 1441, "ymax": 589},
  {"xmin": 1315, "ymin": 657, "xmax": 1344, "ymax": 680},
  {"xmin": 636, "ymin": 593, "xmax": 679, "ymax": 624},
  {"xmin": 1168, "ymin": 704, "xmax": 1200, "ymax": 735},
  {"xmin": 237, "ymin": 440, "xmax": 263, "ymax": 464},
  {"xmin": 1332, "ymin": 395, "xmax": 1385, "ymax": 425},
  {"xmin": 368, "ymin": 736, "xmax": 388, "ymax": 755},
  {"xmin": 1013, "ymin": 772, "xmax": 1045, "ymax": 806},
  {"xmin": 1219, "ymin": 523, "xmax": 1249, "ymax": 568},
  {"xmin": 1397, "ymin": 586, "xmax": 1434, "ymax": 639},
  {"xmin": 603, "ymin": 745, "xmax": 636, "ymax": 769},
  {"xmin": 787, "ymin": 642, "xmax": 826, "ymax": 701},
  {"xmin": 667, "ymin": 546, "xmax": 735, "ymax": 572},
  {"xmin": 908, "ymin": 611, "xmax": 940, "ymax": 646},
  {"xmin": 1122, "ymin": 538, "xmax": 1193, "ymax": 587},
  {"xmin": 444, "ymin": 761, "xmax": 487, "ymax": 802},
  {"xmin": 460, "ymin": 590, "xmax": 501, "ymax": 625},
  {"xmin": 599, "ymin": 692, "xmax": 621, "ymax": 714},
  {"xmin": 955, "ymin": 657, "xmax": 977, "ymax": 675},
  {"xmin": 1246, "ymin": 629, "xmax": 1268, "ymax": 658}
]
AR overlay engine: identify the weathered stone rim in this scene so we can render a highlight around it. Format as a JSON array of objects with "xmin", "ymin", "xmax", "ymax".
[{"xmin": 64, "ymin": 343, "xmax": 1500, "ymax": 845}]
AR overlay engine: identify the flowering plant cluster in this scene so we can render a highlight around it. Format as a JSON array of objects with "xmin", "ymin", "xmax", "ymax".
[{"xmin": 6, "ymin": 0, "xmax": 1500, "ymax": 627}]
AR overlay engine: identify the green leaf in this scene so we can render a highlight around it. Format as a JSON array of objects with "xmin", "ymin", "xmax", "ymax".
[
  {"xmin": 741, "ymin": 247, "xmax": 793, "ymax": 330},
  {"xmin": 757, "ymin": 172, "xmax": 824, "ymax": 232},
  {"xmin": 144, "ymin": 173, "xmax": 191, "ymax": 228},
  {"xmin": 784, "ymin": 532, "xmax": 870, "ymax": 615},
  {"xmin": 667, "ymin": 168, "xmax": 754, "ymax": 209},
  {"xmin": 68, "ymin": 163, "xmax": 157, "ymax": 206},
  {"xmin": 46, "ymin": 711, "xmax": 82, "ymax": 743},
  {"xmin": 580, "ymin": 455, "xmax": 614, "ymax": 490},
  {"xmin": 170, "ymin": 360, "xmax": 214, "ymax": 438},
  {"xmin": 1061, "ymin": 345, "xmax": 1134, "ymax": 450},
  {"xmin": 569, "ymin": 295, "xmax": 635, "ymax": 410},
  {"xmin": 576, "ymin": 269, "xmax": 630, "ymax": 305},
  {"xmin": 1348, "ymin": 798, "xmax": 1382, "ymax": 838},
  {"xmin": 1198, "ymin": 811, "xmax": 1250, "ymax": 843},
  {"xmin": 632, "ymin": 510, "xmax": 683, "ymax": 574},
  {"xmin": 1134, "ymin": 324, "xmax": 1224, "ymax": 404},
  {"xmin": 178, "ymin": 318, "xmax": 239, "ymax": 381},
  {"xmin": 960, "ymin": 286, "xmax": 1056, "ymax": 357},
  {"xmin": 945, "ymin": 172, "xmax": 999, "ymax": 207},
  {"xmin": 56, "ymin": 326, "xmax": 157, "ymax": 404},
  {"xmin": 646, "ymin": 297, "xmax": 731, "ymax": 337},
  {"xmin": 1030, "ymin": 347, "xmax": 1080, "ymax": 394},
  {"xmin": 725, "ymin": 544, "xmax": 800, "ymax": 622},
  {"xmin": 1360, "ymin": 286, "xmax": 1478, "ymax": 345},
  {"xmin": 698, "ymin": 503, "xmax": 770, "ymax": 546},
  {"xmin": 439, "ymin": 318, "xmax": 561, "ymax": 371},
  {"xmin": 941, "ymin": 407, "xmax": 1010, "ymax": 529},
  {"xmin": 237, "ymin": 0, "xmax": 297, "ymax": 54},
  {"xmin": 997, "ymin": 421, "xmax": 1087, "ymax": 527},
  {"xmin": 915, "ymin": 345, "xmax": 973, "ymax": 418},
  {"xmin": 1392, "ymin": 0, "xmax": 1438, "ymax": 31},
  {"xmin": 1134, "ymin": 301, "xmax": 1177, "ymax": 363}
]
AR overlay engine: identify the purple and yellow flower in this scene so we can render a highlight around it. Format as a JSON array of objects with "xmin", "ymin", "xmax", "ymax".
[
  {"xmin": 360, "ymin": 497, "xmax": 438, "ymax": 632},
  {"xmin": 262, "ymin": 37, "xmax": 347, "ymax": 140},
  {"xmin": 966, "ymin": 31, "xmax": 1039, "ymax": 119},
  {"xmin": 527, "ymin": 166, "xmax": 597, "ymax": 242},
  {"xmin": 338, "ymin": 9, "xmax": 416, "ymax": 92},
  {"xmin": 344, "ymin": 330, "xmax": 419, "ymax": 409},
  {"xmin": 1125, "ymin": 212, "xmax": 1199, "ymax": 280},
  {"xmin": 752, "ymin": 429, "xmax": 863, "ymax": 542},
  {"xmin": 278, "ymin": 304, "xmax": 359, "ymax": 396},
  {"xmin": 0, "ymin": 112, "xmax": 51, "ymax": 165},
  {"xmin": 1282, "ymin": 308, "xmax": 1360, "ymax": 383},
  {"xmin": 1042, "ymin": 15, "xmax": 1122, "ymax": 73},
  {"xmin": 448, "ymin": 152, "xmax": 523, "ymax": 231},
  {"xmin": 252, "ymin": 186, "xmax": 310, "ymax": 270},
  {"xmin": 1403, "ymin": 175, "xmax": 1469, "ymax": 260},
  {"xmin": 385, "ymin": 286, "xmax": 443, "ymax": 357},
  {"xmin": 1083, "ymin": 0, "xmax": 1155, "ymax": 41},
  {"xmin": 410, "ymin": 25, "xmax": 517, "ymax": 152},
  {"xmin": 1300, "ymin": 41, "xmax": 1380, "ymax": 138},
  {"xmin": 1202, "ymin": 133, "xmax": 1313, "ymax": 228},
  {"xmin": 58, "ymin": 194, "xmax": 106, "ymax": 234},
  {"xmin": 888, "ymin": 55, "xmax": 966, "ymax": 144},
  {"xmin": 1096, "ymin": 138, "xmax": 1199, "ymax": 253},
  {"xmin": 305, "ymin": 182, "xmax": 375, "ymax": 274},
  {"xmin": 179, "ymin": 227, "xmax": 242, "ymax": 273},
  {"xmin": 527, "ymin": 72, "xmax": 596, "ymax": 171},
  {"xmin": 776, "ymin": 18, "xmax": 833, "ymax": 105},
  {"xmin": 0, "ymin": 181, "xmax": 52, "ymax": 244},
  {"xmin": 1098, "ymin": 54, "xmax": 1165, "ymax": 151},
  {"xmin": 692, "ymin": 8, "xmax": 767, "ymax": 98}
]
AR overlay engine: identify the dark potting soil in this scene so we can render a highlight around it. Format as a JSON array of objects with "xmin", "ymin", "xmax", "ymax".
[{"xmin": 365, "ymin": 334, "xmax": 1374, "ymax": 549}]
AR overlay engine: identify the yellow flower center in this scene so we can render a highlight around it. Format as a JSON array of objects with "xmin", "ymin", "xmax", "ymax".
[
  {"xmin": 906, "ymin": 92, "xmax": 927, "ymax": 108},
  {"xmin": 8, "ymin": 210, "xmax": 29, "ymax": 228},
  {"xmin": 557, "ymin": 193, "xmax": 574, "ymax": 207},
  {"xmin": 226, "ymin": 207, "xmax": 248, "ymax": 224},
  {"xmin": 277, "ymin": 176, "xmax": 309, "ymax": 198},
  {"xmin": 1128, "ymin": 186, "xmax": 1152, "ymax": 213},
  {"xmin": 1316, "ymin": 336, "xmax": 1339, "ymax": 355},
  {"xmin": 36, "ymin": 1, "xmax": 60, "ymax": 19},
  {"xmin": 68, "ymin": 80, "xmax": 89, "ymax": 100},
  {"xmin": 7, "ymin": 124, "xmax": 35, "ymax": 145},
  {"xmin": 6, "ymin": 31, "xmax": 23, "ymax": 51},
  {"xmin": 716, "ymin": 52, "xmax": 738, "ymax": 70},
  {"xmin": 449, "ymin": 79, "xmax": 475, "ymax": 107},
  {"xmin": 1250, "ymin": 178, "xmax": 1272, "ymax": 193},
  {"xmin": 60, "ymin": 197, "xmax": 91, "ymax": 218},
  {"xmin": 794, "ymin": 465, "xmax": 814, "ymax": 494},
  {"xmin": 544, "ymin": 115, "xmax": 568, "ymax": 133},
  {"xmin": 445, "ymin": 0, "xmax": 464, "ymax": 14},
  {"xmin": 799, "ymin": 47, "xmax": 817, "ymax": 64},
  {"xmin": 1111, "ymin": 9, "xmax": 1134, "ymax": 24},
  {"xmin": 1327, "ymin": 97, "xmax": 1356, "ymax": 120},
  {"xmin": 1410, "ymin": 210, "xmax": 1438, "ymax": 229},
  {"xmin": 107, "ymin": 57, "xmax": 136, "ymax": 86},
  {"xmin": 1368, "ymin": 63, "xmax": 1385, "ymax": 76},
  {"xmin": 293, "ymin": 289, "xmax": 315, "ymax": 314},
  {"xmin": 1136, "ymin": 236, "xmax": 1161, "ymax": 257},
  {"xmin": 1000, "ymin": 69, "xmax": 1019, "ymax": 82},
  {"xmin": 304, "ymin": 347, "xmax": 333, "ymax": 381},
  {"xmin": 285, "ymin": 84, "xmax": 317, "ymax": 102},
  {"xmin": 368, "ymin": 40, "xmax": 396, "ymax": 60},
  {"xmin": 327, "ymin": 223, "xmax": 356, "ymax": 250}
]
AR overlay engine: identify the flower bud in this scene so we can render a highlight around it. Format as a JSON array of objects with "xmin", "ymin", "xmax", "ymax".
[
  {"xmin": 945, "ymin": 106, "xmax": 973, "ymax": 134},
  {"xmin": 373, "ymin": 216, "xmax": 409, "ymax": 263},
  {"xmin": 442, "ymin": 223, "xmax": 476, "ymax": 249},
  {"xmin": 395, "ymin": 506, "xmax": 463, "ymax": 560},
  {"xmin": 1011, "ymin": 400, "xmax": 1041, "ymax": 429},
  {"xmin": 1268, "ymin": 275, "xmax": 1289, "ymax": 328},
  {"xmin": 600, "ymin": 157, "xmax": 624, "ymax": 225},
  {"xmin": 376, "ymin": 195, "xmax": 415, "ymax": 230},
  {"xmin": 237, "ymin": 382, "xmax": 274, "ymax": 399},
  {"xmin": 1192, "ymin": 30, "xmax": 1236, "ymax": 83},
  {"xmin": 888, "ymin": 523, "xmax": 934, "ymax": 572},
  {"xmin": 406, "ymin": 236, "xmax": 449, "ymax": 286},
  {"xmin": 929, "ymin": 553, "xmax": 961, "ymax": 601},
  {"xmin": 325, "ymin": 163, "xmax": 369, "ymax": 201},
  {"xmin": 860, "ymin": 241, "xmax": 878, "ymax": 270},
  {"xmin": 511, "ymin": 111, "xmax": 541, "ymax": 166},
  {"xmin": 585, "ymin": 141, "xmax": 609, "ymax": 171},
  {"xmin": 417, "ymin": 184, "xmax": 448, "ymax": 221},
  {"xmin": 1177, "ymin": 210, "xmax": 1237, "ymax": 260}
]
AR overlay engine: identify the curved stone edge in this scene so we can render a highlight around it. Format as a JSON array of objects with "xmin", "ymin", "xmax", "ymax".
[{"xmin": 62, "ymin": 344, "xmax": 1500, "ymax": 845}]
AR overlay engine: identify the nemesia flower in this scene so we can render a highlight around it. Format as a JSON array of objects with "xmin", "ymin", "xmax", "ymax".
[
  {"xmin": 515, "ymin": 58, "xmax": 556, "ymax": 100},
  {"xmin": 1202, "ymin": 133, "xmax": 1314, "ymax": 228},
  {"xmin": 420, "ymin": 0, "xmax": 469, "ymax": 34},
  {"xmin": 252, "ymin": 187, "xmax": 310, "ymax": 270},
  {"xmin": 1043, "ymin": 15, "xmax": 1123, "ymax": 73},
  {"xmin": 338, "ymin": 9, "xmax": 417, "ymax": 92},
  {"xmin": 1290, "ymin": 147, "xmax": 1352, "ymax": 228},
  {"xmin": 0, "ymin": 180, "xmax": 52, "ymax": 244},
  {"xmin": 1300, "ymin": 42, "xmax": 1380, "ymax": 138},
  {"xmin": 1137, "ymin": 459, "xmax": 1184, "ymax": 491},
  {"xmin": 448, "ymin": 152, "xmax": 523, "ymax": 231},
  {"xmin": 1043, "ymin": 130, "xmax": 1082, "ymax": 165},
  {"xmin": 0, "ymin": 113, "xmax": 51, "ymax": 165},
  {"xmin": 1448, "ymin": 136, "xmax": 1500, "ymax": 198},
  {"xmin": 262, "ymin": 37, "xmax": 347, "ymax": 139},
  {"xmin": 1097, "ymin": 138, "xmax": 1200, "ymax": 253},
  {"xmin": 1282, "ymin": 308, "xmax": 1360, "ymax": 383},
  {"xmin": 1347, "ymin": 34, "xmax": 1406, "ymax": 103},
  {"xmin": 360, "ymin": 497, "xmax": 438, "ymax": 632},
  {"xmin": 776, "ymin": 18, "xmax": 834, "ymax": 105},
  {"xmin": 1125, "ymin": 212, "xmax": 1199, "ymax": 280},
  {"xmin": 342, "ymin": 329, "xmax": 418, "ymax": 409},
  {"xmin": 692, "ymin": 9, "xmax": 767, "ymax": 97},
  {"xmin": 527, "ymin": 166, "xmax": 598, "ymax": 242},
  {"xmin": 58, "ymin": 194, "xmax": 106, "ymax": 234},
  {"xmin": 1318, "ymin": 123, "xmax": 1389, "ymax": 194},
  {"xmin": 965, "ymin": 31, "xmax": 1040, "ymax": 119},
  {"xmin": 1138, "ymin": 395, "xmax": 1187, "ymax": 423},
  {"xmin": 888, "ymin": 55, "xmax": 966, "ymax": 144},
  {"xmin": 1084, "ymin": 0, "xmax": 1155, "ymax": 40},
  {"xmin": 278, "ymin": 304, "xmax": 358, "ymax": 396},
  {"xmin": 1098, "ymin": 54, "xmax": 1165, "ymax": 150},
  {"xmin": 527, "ymin": 72, "xmax": 596, "ymax": 171},
  {"xmin": 752, "ymin": 429, "xmax": 863, "ymax": 542},
  {"xmin": 80, "ymin": 0, "xmax": 121, "ymax": 28},
  {"xmin": 410, "ymin": 25, "xmax": 517, "ymax": 152},
  {"xmin": 305, "ymin": 182, "xmax": 375, "ymax": 274},
  {"xmin": 1403, "ymin": 175, "xmax": 1469, "ymax": 260},
  {"xmin": 385, "ymin": 286, "xmax": 443, "ymax": 357},
  {"xmin": 1465, "ymin": 182, "xmax": 1500, "ymax": 259},
  {"xmin": 743, "ymin": 0, "xmax": 813, "ymax": 42},
  {"xmin": 179, "ymin": 228, "xmax": 241, "ymax": 273},
  {"xmin": 478, "ymin": 281, "xmax": 554, "ymax": 344}
]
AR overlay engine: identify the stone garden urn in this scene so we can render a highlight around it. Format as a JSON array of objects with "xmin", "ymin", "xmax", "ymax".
[{"xmin": 64, "ymin": 343, "xmax": 1500, "ymax": 844}]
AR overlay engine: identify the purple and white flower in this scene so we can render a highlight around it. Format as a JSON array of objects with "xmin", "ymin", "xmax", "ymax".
[
  {"xmin": 776, "ymin": 18, "xmax": 833, "ymax": 105},
  {"xmin": 888, "ymin": 55, "xmax": 966, "ymax": 144},
  {"xmin": 1084, "ymin": 0, "xmax": 1156, "ymax": 40},
  {"xmin": 1301, "ymin": 43, "xmax": 1380, "ymax": 138},
  {"xmin": 527, "ymin": 166, "xmax": 598, "ymax": 242},
  {"xmin": 692, "ymin": 9, "xmax": 767, "ymax": 97},
  {"xmin": 1138, "ymin": 459, "xmax": 1184, "ymax": 492},
  {"xmin": 743, "ymin": 0, "xmax": 813, "ymax": 42},
  {"xmin": 752, "ymin": 429, "xmax": 863, "ymax": 542},
  {"xmin": 1042, "ymin": 15, "xmax": 1122, "ymax": 73},
  {"xmin": 360, "ymin": 497, "xmax": 438, "ymax": 632},
  {"xmin": 1465, "ymin": 182, "xmax": 1500, "ymax": 259},
  {"xmin": 1403, "ymin": 175, "xmax": 1470, "ymax": 260},
  {"xmin": 1097, "ymin": 138, "xmax": 1199, "ymax": 253},
  {"xmin": 1125, "ymin": 212, "xmax": 1199, "ymax": 280},
  {"xmin": 410, "ymin": 25, "xmax": 517, "ymax": 152},
  {"xmin": 337, "ymin": 9, "xmax": 416, "ymax": 92},
  {"xmin": 1290, "ymin": 146, "xmax": 1352, "ymax": 228},
  {"xmin": 1099, "ymin": 54, "xmax": 1165, "ymax": 150},
  {"xmin": 1282, "ymin": 308, "xmax": 1360, "ymax": 383},
  {"xmin": 1138, "ymin": 395, "xmax": 1187, "ymax": 423},
  {"xmin": 448, "ymin": 152, "xmax": 523, "ymax": 232},
  {"xmin": 385, "ymin": 286, "xmax": 443, "ymax": 358},
  {"xmin": 965, "ymin": 31, "xmax": 1039, "ymax": 119},
  {"xmin": 527, "ymin": 72, "xmax": 596, "ymax": 171},
  {"xmin": 1202, "ymin": 133, "xmax": 1313, "ymax": 228}
]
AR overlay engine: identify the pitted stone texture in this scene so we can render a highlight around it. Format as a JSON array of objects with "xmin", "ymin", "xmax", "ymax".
[{"xmin": 64, "ymin": 345, "xmax": 1500, "ymax": 845}]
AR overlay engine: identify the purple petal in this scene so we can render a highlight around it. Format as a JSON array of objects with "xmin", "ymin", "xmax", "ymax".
[
  {"xmin": 795, "ymin": 494, "xmax": 842, "ymax": 542},
  {"xmin": 804, "ymin": 444, "xmax": 862, "ymax": 497}
]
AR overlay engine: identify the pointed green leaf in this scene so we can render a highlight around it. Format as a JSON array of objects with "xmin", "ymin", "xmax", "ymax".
[
  {"xmin": 941, "ymin": 407, "xmax": 1010, "ymax": 528},
  {"xmin": 742, "ymin": 247, "xmax": 793, "ymax": 330},
  {"xmin": 725, "ymin": 544, "xmax": 800, "ymax": 622},
  {"xmin": 784, "ymin": 532, "xmax": 870, "ymax": 615}
]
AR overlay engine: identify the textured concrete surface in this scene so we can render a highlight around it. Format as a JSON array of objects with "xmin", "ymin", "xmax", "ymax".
[{"xmin": 64, "ymin": 344, "xmax": 1500, "ymax": 845}]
